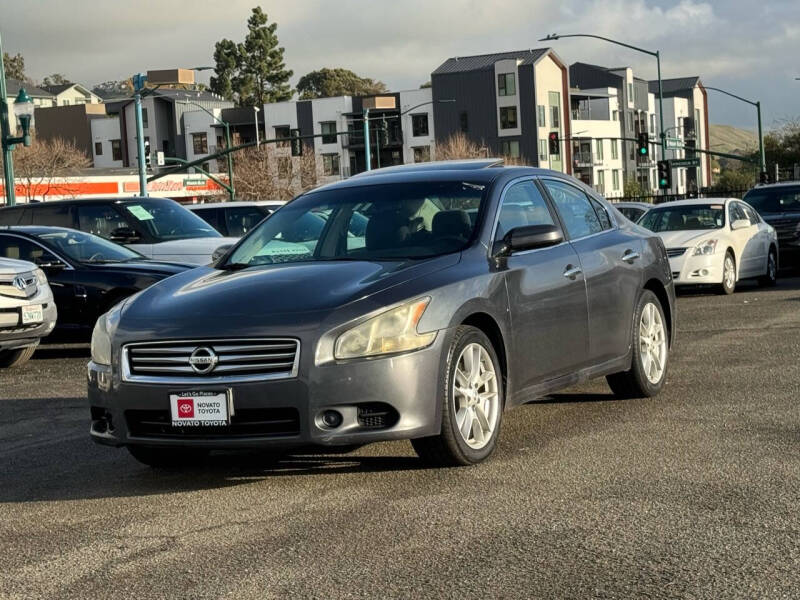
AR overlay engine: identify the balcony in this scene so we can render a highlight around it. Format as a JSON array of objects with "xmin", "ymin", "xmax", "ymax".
[
  {"xmin": 572, "ymin": 152, "xmax": 602, "ymax": 168},
  {"xmin": 342, "ymin": 128, "xmax": 403, "ymax": 149}
]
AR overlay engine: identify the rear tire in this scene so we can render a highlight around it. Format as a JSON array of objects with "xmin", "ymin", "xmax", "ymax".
[
  {"xmin": 606, "ymin": 290, "xmax": 669, "ymax": 399},
  {"xmin": 758, "ymin": 248, "xmax": 778, "ymax": 287},
  {"xmin": 411, "ymin": 326, "xmax": 503, "ymax": 467},
  {"xmin": 0, "ymin": 345, "xmax": 37, "ymax": 368},
  {"xmin": 127, "ymin": 445, "xmax": 208, "ymax": 468},
  {"xmin": 719, "ymin": 251, "xmax": 736, "ymax": 295}
]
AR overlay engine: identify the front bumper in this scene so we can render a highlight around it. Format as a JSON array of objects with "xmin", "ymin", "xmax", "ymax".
[
  {"xmin": 0, "ymin": 302, "xmax": 57, "ymax": 351},
  {"xmin": 88, "ymin": 331, "xmax": 449, "ymax": 449},
  {"xmin": 669, "ymin": 251, "xmax": 724, "ymax": 286}
]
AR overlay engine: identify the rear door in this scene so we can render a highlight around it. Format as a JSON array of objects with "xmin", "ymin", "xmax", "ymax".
[
  {"xmin": 541, "ymin": 179, "xmax": 643, "ymax": 365},
  {"xmin": 495, "ymin": 179, "xmax": 590, "ymax": 387}
]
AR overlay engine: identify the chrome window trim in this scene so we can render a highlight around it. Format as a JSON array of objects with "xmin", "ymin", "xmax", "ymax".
[
  {"xmin": 0, "ymin": 232, "xmax": 75, "ymax": 270},
  {"xmin": 121, "ymin": 337, "xmax": 301, "ymax": 384}
]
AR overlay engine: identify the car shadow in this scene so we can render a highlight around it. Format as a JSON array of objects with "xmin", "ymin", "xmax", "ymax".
[
  {"xmin": 32, "ymin": 344, "xmax": 90, "ymax": 360},
  {"xmin": 535, "ymin": 392, "xmax": 621, "ymax": 404}
]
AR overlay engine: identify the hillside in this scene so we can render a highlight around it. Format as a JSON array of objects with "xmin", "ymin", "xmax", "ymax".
[{"xmin": 709, "ymin": 124, "xmax": 758, "ymax": 155}]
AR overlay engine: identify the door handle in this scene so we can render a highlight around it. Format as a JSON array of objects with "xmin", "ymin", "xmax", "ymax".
[
  {"xmin": 621, "ymin": 250, "xmax": 641, "ymax": 263},
  {"xmin": 563, "ymin": 265, "xmax": 582, "ymax": 280},
  {"xmin": 74, "ymin": 285, "xmax": 88, "ymax": 299}
]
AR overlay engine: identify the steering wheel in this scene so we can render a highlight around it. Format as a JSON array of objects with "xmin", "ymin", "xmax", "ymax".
[{"xmin": 88, "ymin": 252, "xmax": 105, "ymax": 262}]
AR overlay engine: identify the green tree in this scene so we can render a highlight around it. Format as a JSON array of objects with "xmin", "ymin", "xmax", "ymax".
[
  {"xmin": 296, "ymin": 68, "xmax": 388, "ymax": 99},
  {"xmin": 756, "ymin": 119, "xmax": 800, "ymax": 171},
  {"xmin": 91, "ymin": 80, "xmax": 133, "ymax": 100},
  {"xmin": 3, "ymin": 52, "xmax": 26, "ymax": 81},
  {"xmin": 710, "ymin": 166, "xmax": 756, "ymax": 191},
  {"xmin": 42, "ymin": 74, "xmax": 70, "ymax": 87},
  {"xmin": 623, "ymin": 177, "xmax": 647, "ymax": 198},
  {"xmin": 419, "ymin": 81, "xmax": 432, "ymax": 89},
  {"xmin": 211, "ymin": 6, "xmax": 293, "ymax": 106}
]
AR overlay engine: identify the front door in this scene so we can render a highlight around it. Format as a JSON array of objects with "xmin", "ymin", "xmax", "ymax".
[{"xmin": 495, "ymin": 179, "xmax": 590, "ymax": 389}]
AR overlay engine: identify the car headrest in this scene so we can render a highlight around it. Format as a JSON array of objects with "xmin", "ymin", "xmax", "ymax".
[
  {"xmin": 365, "ymin": 210, "xmax": 408, "ymax": 250},
  {"xmin": 432, "ymin": 210, "xmax": 471, "ymax": 240}
]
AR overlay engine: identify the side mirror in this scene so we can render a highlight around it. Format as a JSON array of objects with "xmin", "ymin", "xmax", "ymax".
[
  {"xmin": 109, "ymin": 227, "xmax": 141, "ymax": 243},
  {"xmin": 211, "ymin": 244, "xmax": 233, "ymax": 264},
  {"xmin": 493, "ymin": 224, "xmax": 564, "ymax": 257},
  {"xmin": 731, "ymin": 219, "xmax": 751, "ymax": 230}
]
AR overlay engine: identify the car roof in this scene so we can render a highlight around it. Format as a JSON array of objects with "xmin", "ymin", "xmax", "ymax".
[
  {"xmin": 348, "ymin": 158, "xmax": 505, "ymax": 179},
  {"xmin": 187, "ymin": 201, "xmax": 285, "ymax": 209},
  {"xmin": 748, "ymin": 181, "xmax": 800, "ymax": 190},
  {"xmin": 0, "ymin": 196, "xmax": 172, "ymax": 209},
  {"xmin": 0, "ymin": 225, "xmax": 87, "ymax": 236},
  {"xmin": 613, "ymin": 202, "xmax": 652, "ymax": 209},
  {"xmin": 649, "ymin": 198, "xmax": 735, "ymax": 208}
]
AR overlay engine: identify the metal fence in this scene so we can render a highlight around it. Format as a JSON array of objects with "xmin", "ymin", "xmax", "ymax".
[{"xmin": 609, "ymin": 189, "xmax": 751, "ymax": 205}]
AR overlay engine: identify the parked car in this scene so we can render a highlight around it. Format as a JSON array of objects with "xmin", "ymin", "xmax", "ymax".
[
  {"xmin": 742, "ymin": 182, "xmax": 800, "ymax": 266},
  {"xmin": 0, "ymin": 257, "xmax": 57, "ymax": 367},
  {"xmin": 188, "ymin": 201, "xmax": 286, "ymax": 238},
  {"xmin": 0, "ymin": 197, "xmax": 237, "ymax": 265},
  {"xmin": 614, "ymin": 201, "xmax": 653, "ymax": 222},
  {"xmin": 638, "ymin": 198, "xmax": 778, "ymax": 294},
  {"xmin": 0, "ymin": 227, "xmax": 193, "ymax": 341},
  {"xmin": 88, "ymin": 163, "xmax": 675, "ymax": 468}
]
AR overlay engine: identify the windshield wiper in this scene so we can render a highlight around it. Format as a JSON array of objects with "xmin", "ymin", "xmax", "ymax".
[{"xmin": 220, "ymin": 262, "xmax": 251, "ymax": 271}]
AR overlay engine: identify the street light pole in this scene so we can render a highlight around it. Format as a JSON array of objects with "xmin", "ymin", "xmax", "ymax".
[
  {"xmin": 132, "ymin": 73, "xmax": 149, "ymax": 197},
  {"xmin": 702, "ymin": 86, "xmax": 766, "ymax": 178},
  {"xmin": 363, "ymin": 108, "xmax": 371, "ymax": 171}
]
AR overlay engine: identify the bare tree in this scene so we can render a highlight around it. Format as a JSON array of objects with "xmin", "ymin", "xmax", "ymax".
[
  {"xmin": 229, "ymin": 144, "xmax": 321, "ymax": 201},
  {"xmin": 2, "ymin": 138, "xmax": 91, "ymax": 202},
  {"xmin": 435, "ymin": 132, "xmax": 488, "ymax": 160}
]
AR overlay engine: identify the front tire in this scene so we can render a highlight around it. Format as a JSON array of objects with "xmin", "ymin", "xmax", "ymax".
[
  {"xmin": 411, "ymin": 326, "xmax": 503, "ymax": 467},
  {"xmin": 0, "ymin": 345, "xmax": 37, "ymax": 368},
  {"xmin": 606, "ymin": 290, "xmax": 669, "ymax": 399},
  {"xmin": 758, "ymin": 248, "xmax": 778, "ymax": 287},
  {"xmin": 127, "ymin": 445, "xmax": 208, "ymax": 468},
  {"xmin": 719, "ymin": 251, "xmax": 736, "ymax": 294}
]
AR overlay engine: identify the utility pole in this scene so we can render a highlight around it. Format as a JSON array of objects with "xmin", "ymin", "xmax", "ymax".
[
  {"xmin": 363, "ymin": 107, "xmax": 371, "ymax": 171},
  {"xmin": 132, "ymin": 73, "xmax": 149, "ymax": 197}
]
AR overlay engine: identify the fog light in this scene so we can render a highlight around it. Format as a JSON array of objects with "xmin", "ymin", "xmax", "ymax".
[{"xmin": 321, "ymin": 410, "xmax": 343, "ymax": 428}]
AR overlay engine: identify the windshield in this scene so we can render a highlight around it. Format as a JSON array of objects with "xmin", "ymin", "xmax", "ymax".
[
  {"xmin": 638, "ymin": 204, "xmax": 725, "ymax": 232},
  {"xmin": 743, "ymin": 187, "xmax": 800, "ymax": 214},
  {"xmin": 226, "ymin": 181, "xmax": 486, "ymax": 267},
  {"xmin": 122, "ymin": 198, "xmax": 220, "ymax": 241},
  {"xmin": 39, "ymin": 229, "xmax": 143, "ymax": 263}
]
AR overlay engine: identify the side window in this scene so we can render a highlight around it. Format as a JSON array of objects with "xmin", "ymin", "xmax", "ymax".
[
  {"xmin": 0, "ymin": 235, "xmax": 49, "ymax": 264},
  {"xmin": 590, "ymin": 197, "xmax": 612, "ymax": 230},
  {"xmin": 225, "ymin": 207, "xmax": 267, "ymax": 237},
  {"xmin": 542, "ymin": 180, "xmax": 603, "ymax": 239},
  {"xmin": 730, "ymin": 202, "xmax": 748, "ymax": 225},
  {"xmin": 29, "ymin": 204, "xmax": 73, "ymax": 228},
  {"xmin": 0, "ymin": 208, "xmax": 24, "ymax": 225},
  {"xmin": 193, "ymin": 208, "xmax": 220, "ymax": 232},
  {"xmin": 741, "ymin": 203, "xmax": 760, "ymax": 225},
  {"xmin": 77, "ymin": 204, "xmax": 133, "ymax": 238},
  {"xmin": 495, "ymin": 181, "xmax": 556, "ymax": 240}
]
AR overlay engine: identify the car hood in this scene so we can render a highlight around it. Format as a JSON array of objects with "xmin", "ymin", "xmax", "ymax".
[
  {"xmin": 88, "ymin": 260, "xmax": 195, "ymax": 276},
  {"xmin": 0, "ymin": 257, "xmax": 37, "ymax": 276},
  {"xmin": 655, "ymin": 230, "xmax": 721, "ymax": 248},
  {"xmin": 148, "ymin": 237, "xmax": 238, "ymax": 260},
  {"xmin": 119, "ymin": 254, "xmax": 460, "ymax": 331}
]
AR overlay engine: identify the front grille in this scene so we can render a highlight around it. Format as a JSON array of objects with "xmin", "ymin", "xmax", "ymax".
[
  {"xmin": 123, "ymin": 338, "xmax": 299, "ymax": 383},
  {"xmin": 766, "ymin": 217, "xmax": 799, "ymax": 242},
  {"xmin": 125, "ymin": 407, "xmax": 300, "ymax": 439},
  {"xmin": 666, "ymin": 247, "xmax": 686, "ymax": 258}
]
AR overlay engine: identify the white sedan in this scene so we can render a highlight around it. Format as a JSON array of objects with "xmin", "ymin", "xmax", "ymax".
[{"xmin": 638, "ymin": 198, "xmax": 778, "ymax": 294}]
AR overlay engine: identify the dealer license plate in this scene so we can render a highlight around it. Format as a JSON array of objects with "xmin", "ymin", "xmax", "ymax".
[
  {"xmin": 169, "ymin": 391, "xmax": 230, "ymax": 426},
  {"xmin": 21, "ymin": 304, "xmax": 43, "ymax": 325}
]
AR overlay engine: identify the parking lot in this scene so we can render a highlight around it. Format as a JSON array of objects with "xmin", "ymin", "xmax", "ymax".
[{"xmin": 1, "ymin": 277, "xmax": 799, "ymax": 599}]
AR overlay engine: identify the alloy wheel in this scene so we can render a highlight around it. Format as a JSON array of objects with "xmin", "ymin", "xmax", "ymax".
[
  {"xmin": 724, "ymin": 255, "xmax": 736, "ymax": 290},
  {"xmin": 639, "ymin": 302, "xmax": 667, "ymax": 385},
  {"xmin": 452, "ymin": 343, "xmax": 499, "ymax": 450}
]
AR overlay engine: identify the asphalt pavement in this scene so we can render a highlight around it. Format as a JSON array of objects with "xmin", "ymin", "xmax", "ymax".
[{"xmin": 1, "ymin": 277, "xmax": 799, "ymax": 599}]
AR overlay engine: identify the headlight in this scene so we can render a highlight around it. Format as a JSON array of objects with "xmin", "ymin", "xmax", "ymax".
[
  {"xmin": 692, "ymin": 239, "xmax": 718, "ymax": 256},
  {"xmin": 33, "ymin": 268, "xmax": 48, "ymax": 285},
  {"xmin": 90, "ymin": 298, "xmax": 128, "ymax": 366},
  {"xmin": 334, "ymin": 298, "xmax": 436, "ymax": 360}
]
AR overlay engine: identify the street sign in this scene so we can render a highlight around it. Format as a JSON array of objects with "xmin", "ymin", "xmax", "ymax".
[
  {"xmin": 665, "ymin": 137, "xmax": 683, "ymax": 150},
  {"xmin": 669, "ymin": 158, "xmax": 701, "ymax": 168},
  {"xmin": 156, "ymin": 151, "xmax": 165, "ymax": 166}
]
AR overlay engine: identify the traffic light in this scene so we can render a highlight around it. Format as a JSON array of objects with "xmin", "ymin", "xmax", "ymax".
[
  {"xmin": 657, "ymin": 160, "xmax": 672, "ymax": 190},
  {"xmin": 290, "ymin": 128, "xmax": 302, "ymax": 157},
  {"xmin": 548, "ymin": 132, "xmax": 559, "ymax": 156},
  {"xmin": 637, "ymin": 132, "xmax": 649, "ymax": 158},
  {"xmin": 143, "ymin": 139, "xmax": 151, "ymax": 169}
]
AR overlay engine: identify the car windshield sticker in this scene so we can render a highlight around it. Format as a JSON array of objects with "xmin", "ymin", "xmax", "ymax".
[
  {"xmin": 128, "ymin": 205, "xmax": 155, "ymax": 221},
  {"xmin": 710, "ymin": 204, "xmax": 723, "ymax": 209}
]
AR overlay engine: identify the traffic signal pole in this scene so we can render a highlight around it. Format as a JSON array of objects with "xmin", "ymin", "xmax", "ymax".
[
  {"xmin": 363, "ymin": 108, "xmax": 371, "ymax": 171},
  {"xmin": 132, "ymin": 74, "xmax": 149, "ymax": 197}
]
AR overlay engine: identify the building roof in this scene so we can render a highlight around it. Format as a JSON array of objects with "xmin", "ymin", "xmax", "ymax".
[
  {"xmin": 5, "ymin": 78, "xmax": 54, "ymax": 98},
  {"xmin": 433, "ymin": 48, "xmax": 550, "ymax": 74},
  {"xmin": 648, "ymin": 77, "xmax": 701, "ymax": 95},
  {"xmin": 41, "ymin": 83, "xmax": 76, "ymax": 95},
  {"xmin": 153, "ymin": 88, "xmax": 229, "ymax": 103}
]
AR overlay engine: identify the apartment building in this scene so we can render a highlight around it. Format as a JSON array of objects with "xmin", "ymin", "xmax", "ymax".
[{"xmin": 430, "ymin": 49, "xmax": 571, "ymax": 171}]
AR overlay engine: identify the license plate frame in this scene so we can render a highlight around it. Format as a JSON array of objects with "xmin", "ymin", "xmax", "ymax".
[
  {"xmin": 169, "ymin": 390, "xmax": 232, "ymax": 427},
  {"xmin": 21, "ymin": 304, "xmax": 43, "ymax": 325}
]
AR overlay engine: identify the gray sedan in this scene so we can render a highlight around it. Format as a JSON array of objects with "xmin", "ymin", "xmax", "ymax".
[{"xmin": 88, "ymin": 163, "xmax": 675, "ymax": 467}]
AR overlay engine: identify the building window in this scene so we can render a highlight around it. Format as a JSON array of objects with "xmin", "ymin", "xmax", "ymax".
[
  {"xmin": 111, "ymin": 139, "xmax": 122, "ymax": 161},
  {"xmin": 322, "ymin": 153, "xmax": 340, "ymax": 176},
  {"xmin": 597, "ymin": 170, "xmax": 605, "ymax": 193},
  {"xmin": 459, "ymin": 112, "xmax": 468, "ymax": 133},
  {"xmin": 142, "ymin": 108, "xmax": 148, "ymax": 129},
  {"xmin": 627, "ymin": 82, "xmax": 633, "ymax": 101},
  {"xmin": 595, "ymin": 139, "xmax": 604, "ymax": 161},
  {"xmin": 320, "ymin": 121, "xmax": 337, "ymax": 144},
  {"xmin": 411, "ymin": 114, "xmax": 429, "ymax": 137},
  {"xmin": 611, "ymin": 139, "xmax": 618, "ymax": 160},
  {"xmin": 695, "ymin": 108, "xmax": 701, "ymax": 139},
  {"xmin": 413, "ymin": 145, "xmax": 431, "ymax": 163},
  {"xmin": 613, "ymin": 169, "xmax": 620, "ymax": 191},
  {"xmin": 497, "ymin": 73, "xmax": 516, "ymax": 96},
  {"xmin": 499, "ymin": 107, "xmax": 517, "ymax": 130},
  {"xmin": 548, "ymin": 91, "xmax": 561, "ymax": 129},
  {"xmin": 650, "ymin": 114, "xmax": 656, "ymax": 135},
  {"xmin": 612, "ymin": 110, "xmax": 619, "ymax": 121},
  {"xmin": 500, "ymin": 140, "xmax": 520, "ymax": 158},
  {"xmin": 537, "ymin": 105, "xmax": 546, "ymax": 127},
  {"xmin": 539, "ymin": 139, "xmax": 548, "ymax": 159},
  {"xmin": 192, "ymin": 132, "xmax": 208, "ymax": 154},
  {"xmin": 278, "ymin": 157, "xmax": 292, "ymax": 178},
  {"xmin": 94, "ymin": 142, "xmax": 103, "ymax": 156},
  {"xmin": 275, "ymin": 125, "xmax": 291, "ymax": 148}
]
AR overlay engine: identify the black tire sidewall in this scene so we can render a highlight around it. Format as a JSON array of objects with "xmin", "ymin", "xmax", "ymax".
[
  {"xmin": 629, "ymin": 290, "xmax": 669, "ymax": 396},
  {"xmin": 441, "ymin": 326, "xmax": 504, "ymax": 464}
]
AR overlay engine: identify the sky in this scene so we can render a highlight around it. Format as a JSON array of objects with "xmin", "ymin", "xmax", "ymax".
[{"xmin": 2, "ymin": 0, "xmax": 798, "ymax": 129}]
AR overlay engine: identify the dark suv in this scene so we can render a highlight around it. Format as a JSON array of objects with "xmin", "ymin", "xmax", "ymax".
[{"xmin": 743, "ymin": 183, "xmax": 800, "ymax": 266}]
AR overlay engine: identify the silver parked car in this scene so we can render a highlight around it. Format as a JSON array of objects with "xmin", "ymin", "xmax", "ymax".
[{"xmin": 88, "ymin": 162, "xmax": 676, "ymax": 467}]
